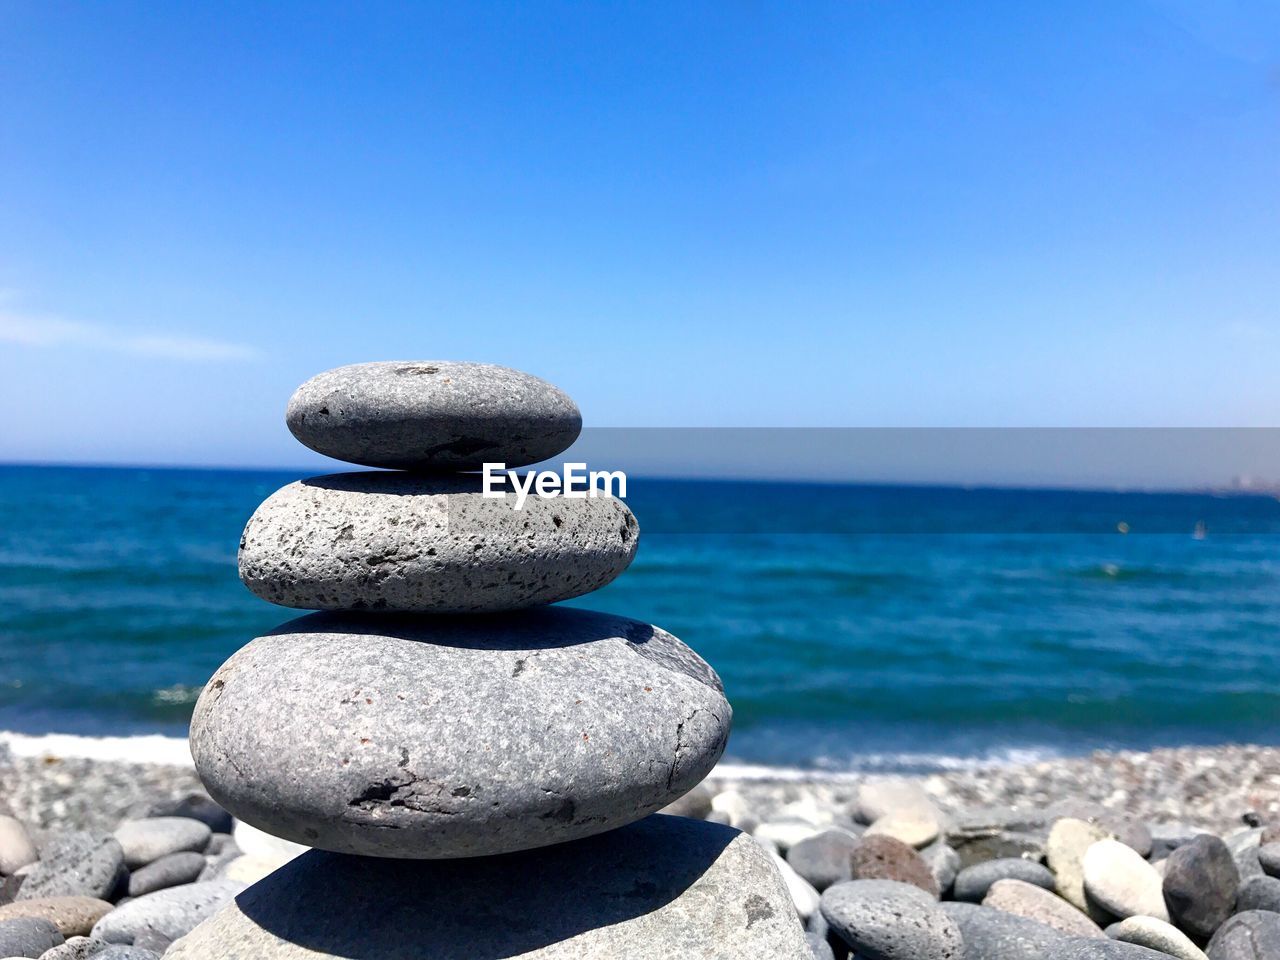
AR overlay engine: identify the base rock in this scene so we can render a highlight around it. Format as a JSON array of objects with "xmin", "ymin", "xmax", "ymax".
[{"xmin": 166, "ymin": 815, "xmax": 810, "ymax": 959}]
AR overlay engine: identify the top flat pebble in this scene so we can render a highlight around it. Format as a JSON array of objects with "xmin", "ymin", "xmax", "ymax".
[{"xmin": 286, "ymin": 361, "xmax": 582, "ymax": 470}]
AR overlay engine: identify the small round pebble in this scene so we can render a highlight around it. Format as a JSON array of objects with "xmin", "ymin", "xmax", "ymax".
[
  {"xmin": 984, "ymin": 878, "xmax": 1105, "ymax": 938},
  {"xmin": 805, "ymin": 930, "xmax": 836, "ymax": 960},
  {"xmin": 1163, "ymin": 834, "xmax": 1239, "ymax": 940},
  {"xmin": 920, "ymin": 840, "xmax": 961, "ymax": 896},
  {"xmin": 941, "ymin": 901, "xmax": 1066, "ymax": 958},
  {"xmin": 1206, "ymin": 910, "xmax": 1280, "ymax": 960},
  {"xmin": 1082, "ymin": 838, "xmax": 1168, "ymax": 922},
  {"xmin": 953, "ymin": 857, "xmax": 1055, "ymax": 902},
  {"xmin": 0, "ymin": 818, "xmax": 38, "ymax": 876},
  {"xmin": 90, "ymin": 879, "xmax": 244, "ymax": 945},
  {"xmin": 1235, "ymin": 875, "xmax": 1280, "ymax": 913},
  {"xmin": 145, "ymin": 795, "xmax": 232, "ymax": 835},
  {"xmin": 0, "ymin": 897, "xmax": 112, "ymax": 937},
  {"xmin": 0, "ymin": 916, "xmax": 63, "ymax": 957},
  {"xmin": 865, "ymin": 807, "xmax": 941, "ymax": 849},
  {"xmin": 787, "ymin": 829, "xmax": 860, "ymax": 891},
  {"xmin": 113, "ymin": 819, "xmax": 211, "ymax": 869},
  {"xmin": 14, "ymin": 834, "xmax": 123, "ymax": 903},
  {"xmin": 1256, "ymin": 842, "xmax": 1280, "ymax": 878},
  {"xmin": 1048, "ymin": 818, "xmax": 1111, "ymax": 914},
  {"xmin": 125, "ymin": 852, "xmax": 206, "ymax": 897},
  {"xmin": 849, "ymin": 835, "xmax": 939, "ymax": 898},
  {"xmin": 820, "ymin": 879, "xmax": 962, "ymax": 959},
  {"xmin": 1106, "ymin": 916, "xmax": 1208, "ymax": 960}
]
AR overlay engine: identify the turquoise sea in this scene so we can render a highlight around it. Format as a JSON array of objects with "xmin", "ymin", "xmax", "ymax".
[{"xmin": 2, "ymin": 464, "xmax": 1279, "ymax": 773}]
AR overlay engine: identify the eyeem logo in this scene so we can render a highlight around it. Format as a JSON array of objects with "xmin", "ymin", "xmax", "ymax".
[{"xmin": 482, "ymin": 462, "xmax": 628, "ymax": 510}]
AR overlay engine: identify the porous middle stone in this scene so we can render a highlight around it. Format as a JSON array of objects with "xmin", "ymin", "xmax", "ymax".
[
  {"xmin": 190, "ymin": 608, "xmax": 731, "ymax": 858},
  {"xmin": 286, "ymin": 360, "xmax": 582, "ymax": 470},
  {"xmin": 238, "ymin": 472, "xmax": 638, "ymax": 612},
  {"xmin": 165, "ymin": 816, "xmax": 811, "ymax": 959}
]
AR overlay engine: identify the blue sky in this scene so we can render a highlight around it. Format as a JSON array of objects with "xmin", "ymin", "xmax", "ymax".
[{"xmin": 1, "ymin": 1, "xmax": 1278, "ymax": 469}]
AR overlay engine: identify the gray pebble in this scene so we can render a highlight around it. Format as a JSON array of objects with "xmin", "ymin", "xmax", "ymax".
[
  {"xmin": 113, "ymin": 820, "xmax": 210, "ymax": 869},
  {"xmin": 952, "ymin": 857, "xmax": 1055, "ymax": 902},
  {"xmin": 0, "ymin": 819, "xmax": 37, "ymax": 876},
  {"xmin": 286, "ymin": 361, "xmax": 582, "ymax": 470},
  {"xmin": 920, "ymin": 840, "xmax": 961, "ymax": 896},
  {"xmin": 192, "ymin": 608, "xmax": 731, "ymax": 858},
  {"xmin": 1257, "ymin": 842, "xmax": 1280, "ymax": 878},
  {"xmin": 15, "ymin": 834, "xmax": 123, "ymax": 902},
  {"xmin": 39, "ymin": 936, "xmax": 111, "ymax": 959},
  {"xmin": 1206, "ymin": 911, "xmax": 1280, "ymax": 959},
  {"xmin": 806, "ymin": 930, "xmax": 836, "ymax": 960},
  {"xmin": 95, "ymin": 948, "xmax": 162, "ymax": 960},
  {"xmin": 145, "ymin": 795, "xmax": 232, "ymax": 835},
  {"xmin": 201, "ymin": 834, "xmax": 236, "ymax": 857},
  {"xmin": 820, "ymin": 879, "xmax": 962, "ymax": 959},
  {"xmin": 1236, "ymin": 875, "xmax": 1280, "ymax": 913},
  {"xmin": 0, "ymin": 916, "xmax": 62, "ymax": 957},
  {"xmin": 787, "ymin": 830, "xmax": 860, "ymax": 891},
  {"xmin": 941, "ymin": 901, "xmax": 1066, "ymax": 959},
  {"xmin": 125, "ymin": 852, "xmax": 206, "ymax": 897},
  {"xmin": 90, "ymin": 880, "xmax": 244, "ymax": 945},
  {"xmin": 238, "ymin": 472, "xmax": 638, "ymax": 613},
  {"xmin": 1163, "ymin": 834, "xmax": 1240, "ymax": 941}
]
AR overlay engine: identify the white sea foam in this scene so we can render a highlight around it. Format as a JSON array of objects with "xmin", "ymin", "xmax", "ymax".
[{"xmin": 0, "ymin": 731, "xmax": 194, "ymax": 766}]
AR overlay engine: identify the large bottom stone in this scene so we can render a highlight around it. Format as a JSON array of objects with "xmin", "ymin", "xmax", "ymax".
[
  {"xmin": 166, "ymin": 816, "xmax": 810, "ymax": 959},
  {"xmin": 191, "ymin": 608, "xmax": 731, "ymax": 858}
]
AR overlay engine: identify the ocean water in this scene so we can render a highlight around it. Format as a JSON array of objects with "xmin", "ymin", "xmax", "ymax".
[{"xmin": 2, "ymin": 463, "xmax": 1279, "ymax": 774}]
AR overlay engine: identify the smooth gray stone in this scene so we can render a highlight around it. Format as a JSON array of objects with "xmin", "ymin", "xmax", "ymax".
[
  {"xmin": 1236, "ymin": 875, "xmax": 1280, "ymax": 913},
  {"xmin": 787, "ymin": 829, "xmax": 860, "ymax": 891},
  {"xmin": 286, "ymin": 361, "xmax": 582, "ymax": 470},
  {"xmin": 125, "ymin": 853, "xmax": 206, "ymax": 897},
  {"xmin": 15, "ymin": 835, "xmax": 123, "ymax": 902},
  {"xmin": 113, "ymin": 819, "xmax": 211, "ymax": 869},
  {"xmin": 0, "ymin": 916, "xmax": 62, "ymax": 957},
  {"xmin": 807, "ymin": 931, "xmax": 837, "ymax": 960},
  {"xmin": 0, "ymin": 818, "xmax": 37, "ymax": 876},
  {"xmin": 952, "ymin": 857, "xmax": 1055, "ymax": 902},
  {"xmin": 129, "ymin": 929, "xmax": 172, "ymax": 954},
  {"xmin": 1163, "ymin": 834, "xmax": 1240, "ymax": 940},
  {"xmin": 1258, "ymin": 842, "xmax": 1280, "ymax": 877},
  {"xmin": 165, "ymin": 817, "xmax": 811, "ymax": 959},
  {"xmin": 1055, "ymin": 941, "xmax": 1173, "ymax": 958},
  {"xmin": 202, "ymin": 834, "xmax": 237, "ymax": 857},
  {"xmin": 920, "ymin": 840, "xmax": 961, "ymax": 896},
  {"xmin": 238, "ymin": 472, "xmax": 638, "ymax": 613},
  {"xmin": 39, "ymin": 936, "xmax": 111, "ymax": 959},
  {"xmin": 1206, "ymin": 911, "xmax": 1280, "ymax": 959},
  {"xmin": 820, "ymin": 879, "xmax": 962, "ymax": 959},
  {"xmin": 942, "ymin": 902, "xmax": 1066, "ymax": 959},
  {"xmin": 90, "ymin": 880, "xmax": 244, "ymax": 945},
  {"xmin": 145, "ymin": 795, "xmax": 232, "ymax": 835},
  {"xmin": 192, "ymin": 608, "xmax": 731, "ymax": 858},
  {"xmin": 96, "ymin": 947, "xmax": 162, "ymax": 960}
]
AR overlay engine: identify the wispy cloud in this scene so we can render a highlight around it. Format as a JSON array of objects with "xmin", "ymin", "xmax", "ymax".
[{"xmin": 0, "ymin": 312, "xmax": 261, "ymax": 362}]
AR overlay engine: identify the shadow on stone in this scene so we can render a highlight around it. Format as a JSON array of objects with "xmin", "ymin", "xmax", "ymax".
[
  {"xmin": 267, "ymin": 606, "xmax": 657, "ymax": 653},
  {"xmin": 225, "ymin": 817, "xmax": 755, "ymax": 958}
]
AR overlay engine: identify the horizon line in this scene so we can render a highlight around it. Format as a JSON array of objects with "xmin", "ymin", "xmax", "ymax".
[{"xmin": 1, "ymin": 458, "xmax": 1274, "ymax": 499}]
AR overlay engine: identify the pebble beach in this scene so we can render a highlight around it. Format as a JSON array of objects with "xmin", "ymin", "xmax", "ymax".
[{"xmin": 2, "ymin": 741, "xmax": 1280, "ymax": 957}]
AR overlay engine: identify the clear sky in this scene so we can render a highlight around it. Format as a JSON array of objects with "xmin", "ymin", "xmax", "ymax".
[{"xmin": 1, "ymin": 1, "xmax": 1277, "ymax": 469}]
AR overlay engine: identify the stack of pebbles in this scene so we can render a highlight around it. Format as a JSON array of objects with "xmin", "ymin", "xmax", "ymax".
[{"xmin": 170, "ymin": 362, "xmax": 808, "ymax": 958}]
